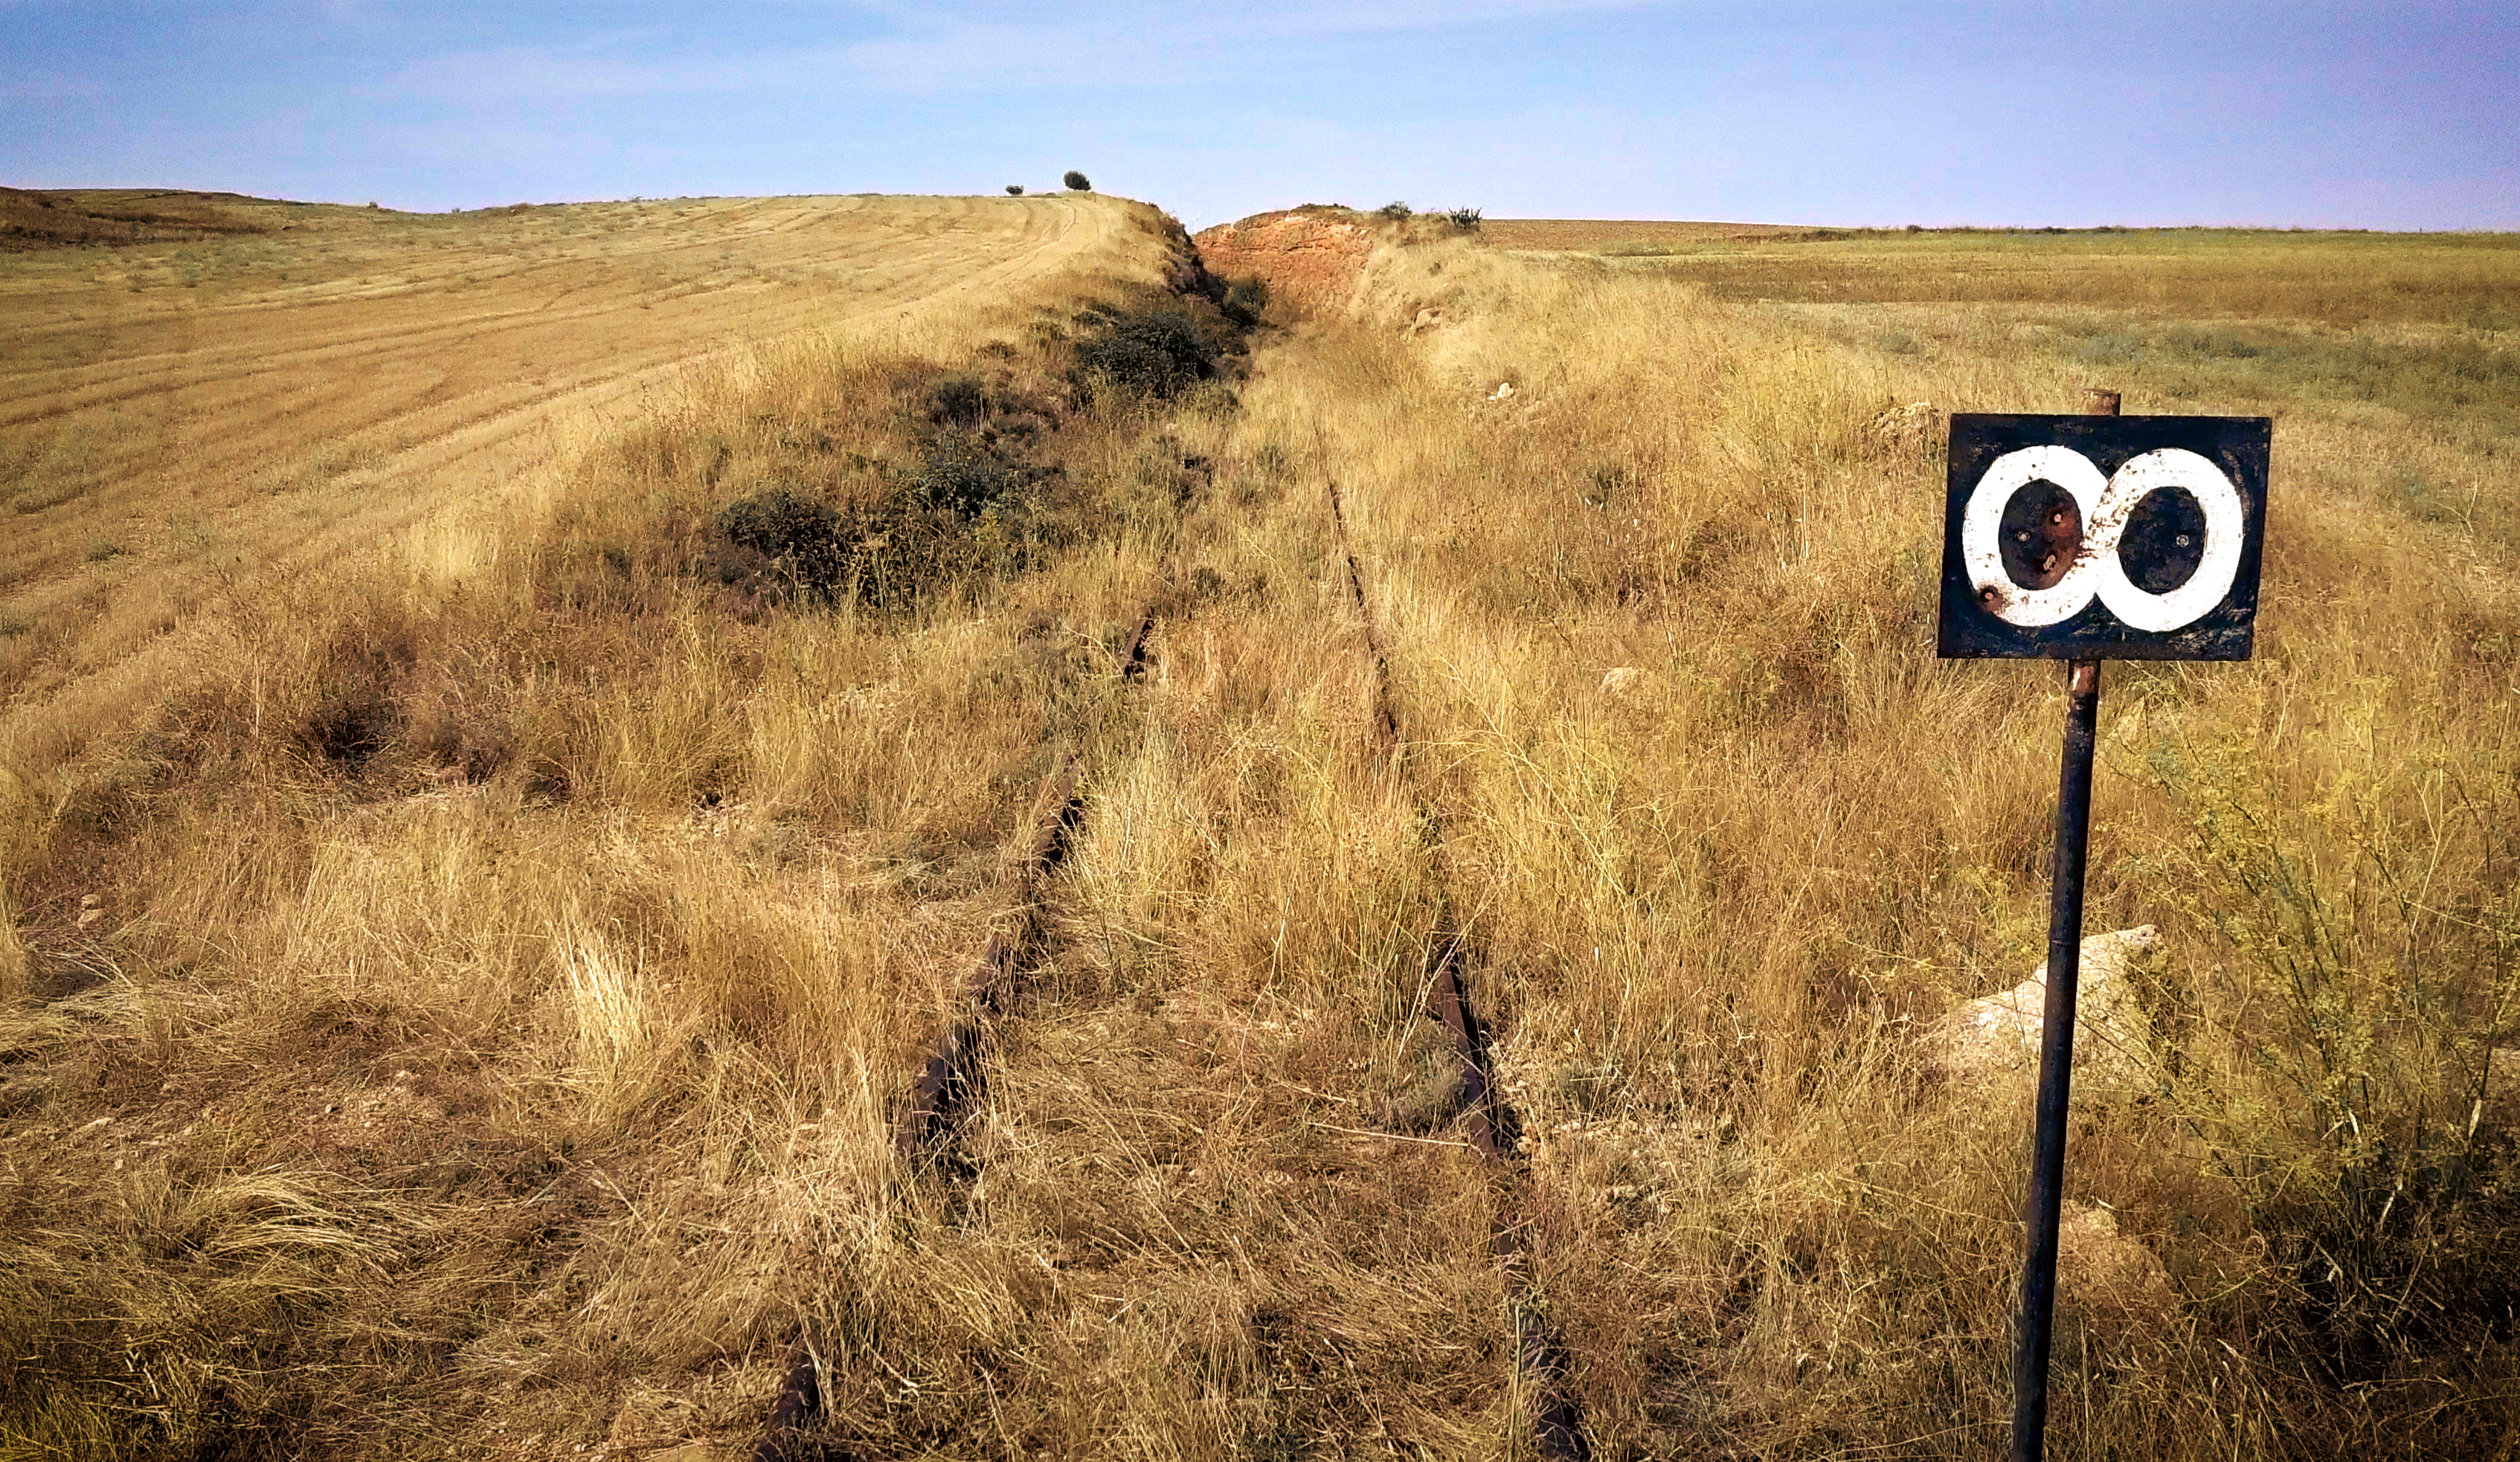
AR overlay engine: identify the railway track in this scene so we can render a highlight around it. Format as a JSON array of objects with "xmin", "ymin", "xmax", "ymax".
[
  {"xmin": 752, "ymin": 480, "xmax": 1592, "ymax": 1457},
  {"xmin": 753, "ymin": 611, "xmax": 1156, "ymax": 1461},
  {"xmin": 1328, "ymin": 480, "xmax": 1592, "ymax": 1461}
]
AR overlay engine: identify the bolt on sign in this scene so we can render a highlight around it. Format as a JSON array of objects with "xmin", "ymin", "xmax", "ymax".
[
  {"xmin": 1938, "ymin": 413, "xmax": 2271, "ymax": 660},
  {"xmin": 1936, "ymin": 402, "xmax": 2270, "ymax": 1462}
]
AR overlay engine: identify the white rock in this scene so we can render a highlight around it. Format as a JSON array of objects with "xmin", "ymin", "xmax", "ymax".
[
  {"xmin": 1935, "ymin": 927, "xmax": 2162, "ymax": 1094},
  {"xmin": 2057, "ymin": 1199, "xmax": 2176, "ymax": 1326},
  {"xmin": 1488, "ymin": 381, "xmax": 1515, "ymax": 401}
]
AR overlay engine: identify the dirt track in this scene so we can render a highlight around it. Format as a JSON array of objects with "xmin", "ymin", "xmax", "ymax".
[{"xmin": 0, "ymin": 193, "xmax": 1134, "ymax": 711}]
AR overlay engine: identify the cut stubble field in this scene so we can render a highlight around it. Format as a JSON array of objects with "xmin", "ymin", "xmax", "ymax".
[
  {"xmin": 0, "ymin": 192, "xmax": 1125, "ymax": 705},
  {"xmin": 2, "ymin": 194, "xmax": 2518, "ymax": 1461}
]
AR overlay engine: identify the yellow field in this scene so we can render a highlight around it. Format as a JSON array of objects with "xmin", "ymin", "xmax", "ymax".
[
  {"xmin": 1, "ymin": 196, "xmax": 2516, "ymax": 1460},
  {"xmin": 0, "ymin": 193, "xmax": 1128, "ymax": 704}
]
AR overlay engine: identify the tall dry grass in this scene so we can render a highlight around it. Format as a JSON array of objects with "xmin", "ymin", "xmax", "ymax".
[
  {"xmin": 1, "ymin": 201, "xmax": 2515, "ymax": 1461},
  {"xmin": 1215, "ymin": 227, "xmax": 2520, "ymax": 1455},
  {"xmin": 0, "ymin": 200, "xmax": 1285, "ymax": 1458}
]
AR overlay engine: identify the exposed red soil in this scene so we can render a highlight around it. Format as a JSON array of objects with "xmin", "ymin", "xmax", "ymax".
[{"xmin": 1192, "ymin": 206, "xmax": 1377, "ymax": 315}]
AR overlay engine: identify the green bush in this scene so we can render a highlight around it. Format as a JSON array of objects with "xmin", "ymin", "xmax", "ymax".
[
  {"xmin": 1005, "ymin": 184, "xmax": 1023, "ymax": 196},
  {"xmin": 2143, "ymin": 730, "xmax": 2520, "ymax": 1380},
  {"xmin": 912, "ymin": 429, "xmax": 1016, "ymax": 517},
  {"xmin": 714, "ymin": 486, "xmax": 851, "ymax": 596},
  {"xmin": 1071, "ymin": 305, "xmax": 1223, "ymax": 402},
  {"xmin": 1375, "ymin": 202, "xmax": 1412, "ymax": 221},
  {"xmin": 1063, "ymin": 170, "xmax": 1092, "ymax": 192},
  {"xmin": 1444, "ymin": 207, "xmax": 1483, "ymax": 231}
]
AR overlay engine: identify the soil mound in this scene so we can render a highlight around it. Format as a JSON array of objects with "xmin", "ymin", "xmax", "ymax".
[{"xmin": 1192, "ymin": 206, "xmax": 1375, "ymax": 316}]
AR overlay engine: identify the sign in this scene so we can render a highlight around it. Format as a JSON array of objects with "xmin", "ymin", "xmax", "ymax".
[
  {"xmin": 1935, "ymin": 399, "xmax": 2275, "ymax": 1462},
  {"xmin": 1938, "ymin": 414, "xmax": 2272, "ymax": 660}
]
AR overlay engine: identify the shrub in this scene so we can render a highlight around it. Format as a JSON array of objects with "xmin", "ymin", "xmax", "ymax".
[
  {"xmin": 1375, "ymin": 202, "xmax": 1413, "ymax": 221},
  {"xmin": 714, "ymin": 485, "xmax": 851, "ymax": 596},
  {"xmin": 1219, "ymin": 276, "xmax": 1270, "ymax": 329},
  {"xmin": 1063, "ymin": 170, "xmax": 1092, "ymax": 192},
  {"xmin": 922, "ymin": 374, "xmax": 989, "ymax": 428},
  {"xmin": 912, "ymin": 430, "xmax": 1016, "ymax": 517},
  {"xmin": 1071, "ymin": 305, "xmax": 1221, "ymax": 402},
  {"xmin": 1443, "ymin": 207, "xmax": 1483, "ymax": 231},
  {"xmin": 298, "ymin": 631, "xmax": 416, "ymax": 773},
  {"xmin": 2144, "ymin": 732, "xmax": 2520, "ymax": 1382},
  {"xmin": 1006, "ymin": 184, "xmax": 1023, "ymax": 196}
]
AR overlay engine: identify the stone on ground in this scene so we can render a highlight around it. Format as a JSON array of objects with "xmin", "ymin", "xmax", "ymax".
[{"xmin": 1934, "ymin": 926, "xmax": 2163, "ymax": 1094}]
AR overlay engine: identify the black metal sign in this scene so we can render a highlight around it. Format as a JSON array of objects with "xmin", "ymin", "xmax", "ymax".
[
  {"xmin": 1938, "ymin": 414, "xmax": 2272, "ymax": 660},
  {"xmin": 1937, "ymin": 399, "xmax": 2275, "ymax": 1462}
]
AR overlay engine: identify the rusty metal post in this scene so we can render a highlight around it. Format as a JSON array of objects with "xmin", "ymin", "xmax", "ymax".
[{"xmin": 2011, "ymin": 390, "xmax": 2117, "ymax": 1462}]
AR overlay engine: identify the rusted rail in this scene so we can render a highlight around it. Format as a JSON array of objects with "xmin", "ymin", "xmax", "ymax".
[
  {"xmin": 749, "ymin": 1332, "xmax": 822, "ymax": 1462},
  {"xmin": 1327, "ymin": 481, "xmax": 1591, "ymax": 1461},
  {"xmin": 896, "ymin": 759, "xmax": 1086, "ymax": 1159},
  {"xmin": 1327, "ymin": 480, "xmax": 1402, "ymax": 746},
  {"xmin": 755, "ymin": 604, "xmax": 1151, "ymax": 1456},
  {"xmin": 898, "ymin": 591, "xmax": 1166, "ymax": 1162}
]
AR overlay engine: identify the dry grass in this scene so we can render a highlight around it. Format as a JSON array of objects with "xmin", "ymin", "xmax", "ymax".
[
  {"xmin": 3, "ymin": 199, "xmax": 2518, "ymax": 1461},
  {"xmin": 1513, "ymin": 225, "xmax": 2520, "ymax": 330},
  {"xmin": 1482, "ymin": 219, "xmax": 1823, "ymax": 252},
  {"xmin": 0, "ymin": 193, "xmax": 1243, "ymax": 1458},
  {"xmin": 1240, "ymin": 225, "xmax": 2520, "ymax": 1456}
]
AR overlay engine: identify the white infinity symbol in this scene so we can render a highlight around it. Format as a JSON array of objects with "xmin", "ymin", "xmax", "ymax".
[{"xmin": 1961, "ymin": 445, "xmax": 2244, "ymax": 632}]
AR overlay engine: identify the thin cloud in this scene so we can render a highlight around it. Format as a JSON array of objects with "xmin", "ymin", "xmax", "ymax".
[
  {"xmin": 385, "ymin": 0, "xmax": 1678, "ymax": 103},
  {"xmin": 1253, "ymin": 0, "xmax": 1669, "ymax": 35},
  {"xmin": 391, "ymin": 30, "xmax": 818, "ymax": 103},
  {"xmin": 839, "ymin": 16, "xmax": 1180, "ymax": 91},
  {"xmin": 843, "ymin": 1, "xmax": 1671, "ymax": 87}
]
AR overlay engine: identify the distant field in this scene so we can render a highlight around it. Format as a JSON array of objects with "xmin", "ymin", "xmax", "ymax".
[
  {"xmin": 1491, "ymin": 218, "xmax": 2520, "ymax": 326},
  {"xmin": 1481, "ymin": 217, "xmax": 1813, "ymax": 251},
  {"xmin": 1, "ymin": 186, "xmax": 279, "ymax": 251}
]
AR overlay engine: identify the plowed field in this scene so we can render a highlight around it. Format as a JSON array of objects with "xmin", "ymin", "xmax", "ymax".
[{"xmin": 0, "ymin": 193, "xmax": 1132, "ymax": 709}]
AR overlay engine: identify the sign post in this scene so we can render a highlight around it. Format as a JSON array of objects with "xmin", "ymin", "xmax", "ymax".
[{"xmin": 1935, "ymin": 392, "xmax": 2271, "ymax": 1462}]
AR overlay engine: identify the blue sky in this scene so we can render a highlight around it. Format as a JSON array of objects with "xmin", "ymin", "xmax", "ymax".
[{"xmin": 5, "ymin": 1, "xmax": 2516, "ymax": 231}]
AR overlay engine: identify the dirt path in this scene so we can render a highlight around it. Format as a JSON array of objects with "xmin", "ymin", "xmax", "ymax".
[{"xmin": 0, "ymin": 193, "xmax": 1134, "ymax": 732}]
